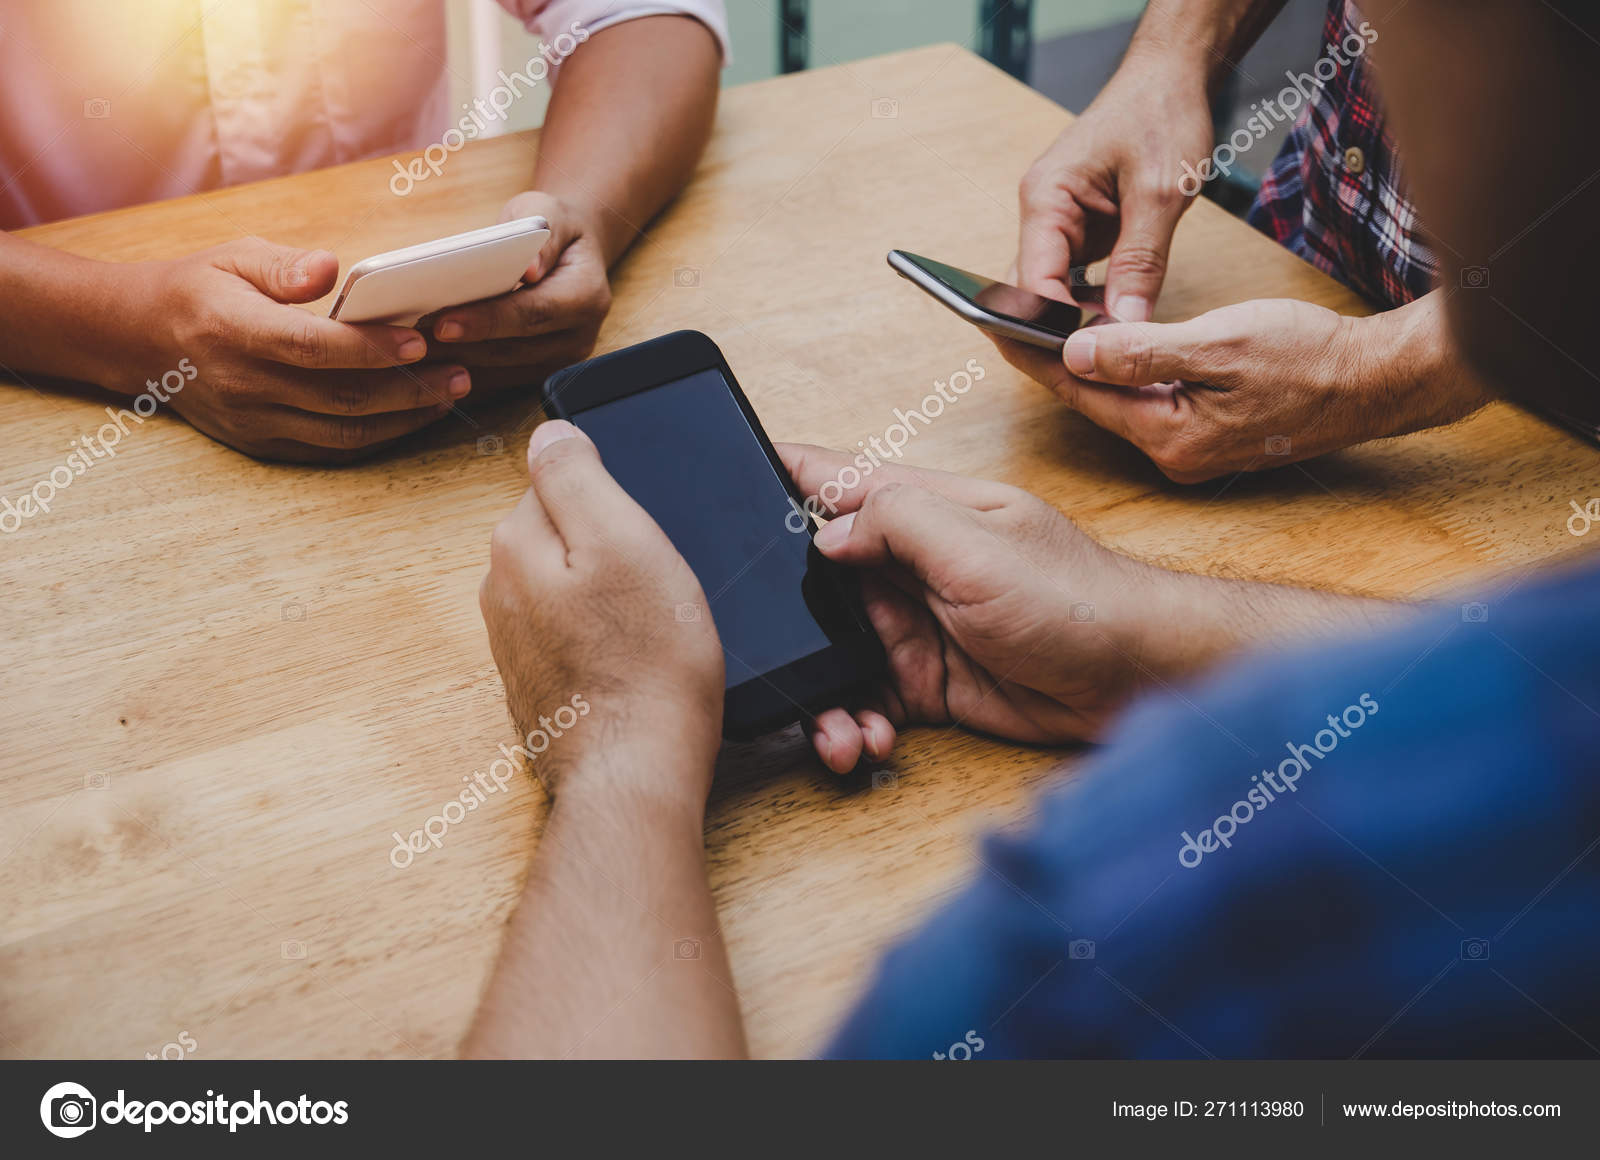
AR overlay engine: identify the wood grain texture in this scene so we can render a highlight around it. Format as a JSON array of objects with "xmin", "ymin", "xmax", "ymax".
[{"xmin": 2, "ymin": 46, "xmax": 1595, "ymax": 1060}]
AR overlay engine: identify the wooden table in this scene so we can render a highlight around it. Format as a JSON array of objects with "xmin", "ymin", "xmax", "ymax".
[{"xmin": 3, "ymin": 45, "xmax": 1595, "ymax": 1060}]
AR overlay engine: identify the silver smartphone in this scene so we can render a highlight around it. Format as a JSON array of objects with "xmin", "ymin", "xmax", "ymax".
[
  {"xmin": 329, "ymin": 216, "xmax": 551, "ymax": 326},
  {"xmin": 888, "ymin": 249, "xmax": 1091, "ymax": 350}
]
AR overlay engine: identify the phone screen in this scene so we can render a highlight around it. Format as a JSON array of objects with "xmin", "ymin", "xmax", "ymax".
[
  {"xmin": 904, "ymin": 253, "xmax": 1084, "ymax": 337},
  {"xmin": 571, "ymin": 368, "xmax": 849, "ymax": 688}
]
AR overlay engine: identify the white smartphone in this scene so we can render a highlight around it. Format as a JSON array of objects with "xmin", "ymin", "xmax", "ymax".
[{"xmin": 329, "ymin": 216, "xmax": 551, "ymax": 326}]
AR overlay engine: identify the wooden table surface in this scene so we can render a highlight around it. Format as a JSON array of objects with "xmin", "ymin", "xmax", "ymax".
[{"xmin": 3, "ymin": 45, "xmax": 1595, "ymax": 1060}]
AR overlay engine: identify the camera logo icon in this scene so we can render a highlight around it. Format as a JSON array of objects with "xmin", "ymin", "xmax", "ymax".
[
  {"xmin": 281, "ymin": 939, "xmax": 307, "ymax": 960},
  {"xmin": 1461, "ymin": 601, "xmax": 1489, "ymax": 623},
  {"xmin": 40, "ymin": 1081, "xmax": 97, "ymax": 1138},
  {"xmin": 1460, "ymin": 266, "xmax": 1490, "ymax": 289},
  {"xmin": 1068, "ymin": 938, "xmax": 1096, "ymax": 960},
  {"xmin": 1069, "ymin": 601, "xmax": 1096, "ymax": 623},
  {"xmin": 871, "ymin": 97, "xmax": 899, "ymax": 118},
  {"xmin": 872, "ymin": 770, "xmax": 898, "ymax": 791},
  {"xmin": 674, "ymin": 602, "xmax": 702, "ymax": 622},
  {"xmin": 1265, "ymin": 434, "xmax": 1292, "ymax": 456},
  {"xmin": 673, "ymin": 266, "xmax": 700, "ymax": 288},
  {"xmin": 83, "ymin": 98, "xmax": 111, "ymax": 119},
  {"xmin": 674, "ymin": 937, "xmax": 701, "ymax": 960},
  {"xmin": 1460, "ymin": 938, "xmax": 1491, "ymax": 961},
  {"xmin": 477, "ymin": 435, "xmax": 505, "ymax": 456}
]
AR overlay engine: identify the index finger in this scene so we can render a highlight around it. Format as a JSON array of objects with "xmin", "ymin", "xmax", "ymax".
[
  {"xmin": 433, "ymin": 269, "xmax": 595, "ymax": 344},
  {"xmin": 235, "ymin": 299, "xmax": 426, "ymax": 370},
  {"xmin": 1017, "ymin": 213, "xmax": 1082, "ymax": 302}
]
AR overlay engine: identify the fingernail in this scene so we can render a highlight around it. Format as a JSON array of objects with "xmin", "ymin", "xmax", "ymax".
[
  {"xmin": 1064, "ymin": 331, "xmax": 1098, "ymax": 376},
  {"xmin": 398, "ymin": 337, "xmax": 427, "ymax": 361},
  {"xmin": 1112, "ymin": 295, "xmax": 1151, "ymax": 323},
  {"xmin": 448, "ymin": 370, "xmax": 471, "ymax": 398},
  {"xmin": 435, "ymin": 321, "xmax": 464, "ymax": 341},
  {"xmin": 820, "ymin": 737, "xmax": 836, "ymax": 769},
  {"xmin": 528, "ymin": 419, "xmax": 580, "ymax": 462},
  {"xmin": 814, "ymin": 511, "xmax": 856, "ymax": 552}
]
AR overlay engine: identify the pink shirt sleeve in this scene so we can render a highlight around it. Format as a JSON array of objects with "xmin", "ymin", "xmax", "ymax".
[{"xmin": 499, "ymin": 0, "xmax": 730, "ymax": 63}]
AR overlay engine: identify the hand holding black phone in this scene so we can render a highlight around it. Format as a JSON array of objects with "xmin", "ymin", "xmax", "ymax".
[{"xmin": 542, "ymin": 331, "xmax": 885, "ymax": 740}]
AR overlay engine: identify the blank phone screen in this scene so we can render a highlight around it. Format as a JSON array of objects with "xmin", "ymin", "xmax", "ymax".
[{"xmin": 573, "ymin": 368, "xmax": 836, "ymax": 687}]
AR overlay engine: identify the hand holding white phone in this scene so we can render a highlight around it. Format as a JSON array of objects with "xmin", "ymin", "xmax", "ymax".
[{"xmin": 329, "ymin": 217, "xmax": 551, "ymax": 326}]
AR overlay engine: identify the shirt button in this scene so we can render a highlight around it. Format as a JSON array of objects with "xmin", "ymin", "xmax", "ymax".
[{"xmin": 1343, "ymin": 146, "xmax": 1367, "ymax": 176}]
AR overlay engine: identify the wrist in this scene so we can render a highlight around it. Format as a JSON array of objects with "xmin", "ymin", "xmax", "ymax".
[
  {"xmin": 549, "ymin": 747, "xmax": 713, "ymax": 840},
  {"xmin": 527, "ymin": 185, "xmax": 630, "ymax": 268},
  {"xmin": 1352, "ymin": 296, "xmax": 1492, "ymax": 436},
  {"xmin": 1102, "ymin": 553, "xmax": 1274, "ymax": 683},
  {"xmin": 1119, "ymin": 33, "xmax": 1222, "ymax": 101},
  {"xmin": 90, "ymin": 261, "xmax": 167, "ymax": 394},
  {"xmin": 535, "ymin": 698, "xmax": 719, "ymax": 817},
  {"xmin": 2, "ymin": 238, "xmax": 150, "ymax": 393}
]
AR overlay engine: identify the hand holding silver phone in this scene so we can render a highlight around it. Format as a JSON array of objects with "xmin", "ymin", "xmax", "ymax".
[{"xmin": 888, "ymin": 249, "xmax": 1095, "ymax": 350}]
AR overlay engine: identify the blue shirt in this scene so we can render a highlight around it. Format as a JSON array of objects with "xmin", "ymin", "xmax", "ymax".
[{"xmin": 827, "ymin": 556, "xmax": 1600, "ymax": 1059}]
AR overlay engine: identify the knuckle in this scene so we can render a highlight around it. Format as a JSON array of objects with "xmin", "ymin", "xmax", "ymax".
[
  {"xmin": 290, "ymin": 319, "xmax": 326, "ymax": 367},
  {"xmin": 1109, "ymin": 243, "xmax": 1168, "ymax": 279},
  {"xmin": 329, "ymin": 381, "xmax": 372, "ymax": 415},
  {"xmin": 527, "ymin": 433, "xmax": 586, "ymax": 480},
  {"xmin": 513, "ymin": 295, "xmax": 550, "ymax": 332},
  {"xmin": 1019, "ymin": 165, "xmax": 1049, "ymax": 208},
  {"xmin": 211, "ymin": 371, "xmax": 250, "ymax": 402},
  {"xmin": 327, "ymin": 416, "xmax": 376, "ymax": 449},
  {"xmin": 268, "ymin": 250, "xmax": 298, "ymax": 289},
  {"xmin": 1115, "ymin": 326, "xmax": 1156, "ymax": 382},
  {"xmin": 863, "ymin": 480, "xmax": 905, "ymax": 514},
  {"xmin": 488, "ymin": 518, "xmax": 521, "ymax": 571},
  {"xmin": 1132, "ymin": 175, "xmax": 1182, "ymax": 210}
]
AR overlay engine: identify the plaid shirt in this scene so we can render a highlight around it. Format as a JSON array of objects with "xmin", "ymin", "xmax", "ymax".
[{"xmin": 1247, "ymin": 0, "xmax": 1438, "ymax": 308}]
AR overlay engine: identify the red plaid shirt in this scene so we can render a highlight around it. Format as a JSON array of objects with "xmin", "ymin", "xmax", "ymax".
[{"xmin": 1247, "ymin": 0, "xmax": 1438, "ymax": 308}]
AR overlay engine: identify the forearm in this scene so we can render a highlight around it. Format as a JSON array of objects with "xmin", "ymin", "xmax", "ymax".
[
  {"xmin": 1123, "ymin": 0, "xmax": 1289, "ymax": 96},
  {"xmin": 1118, "ymin": 558, "xmax": 1410, "ymax": 681},
  {"xmin": 462, "ymin": 741, "xmax": 745, "ymax": 1059},
  {"xmin": 533, "ymin": 15, "xmax": 720, "ymax": 267},
  {"xmin": 0, "ymin": 232, "xmax": 138, "ymax": 391}
]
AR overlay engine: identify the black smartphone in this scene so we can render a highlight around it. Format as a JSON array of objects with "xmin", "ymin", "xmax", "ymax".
[
  {"xmin": 887, "ymin": 249, "xmax": 1091, "ymax": 350},
  {"xmin": 542, "ymin": 330, "xmax": 886, "ymax": 741}
]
